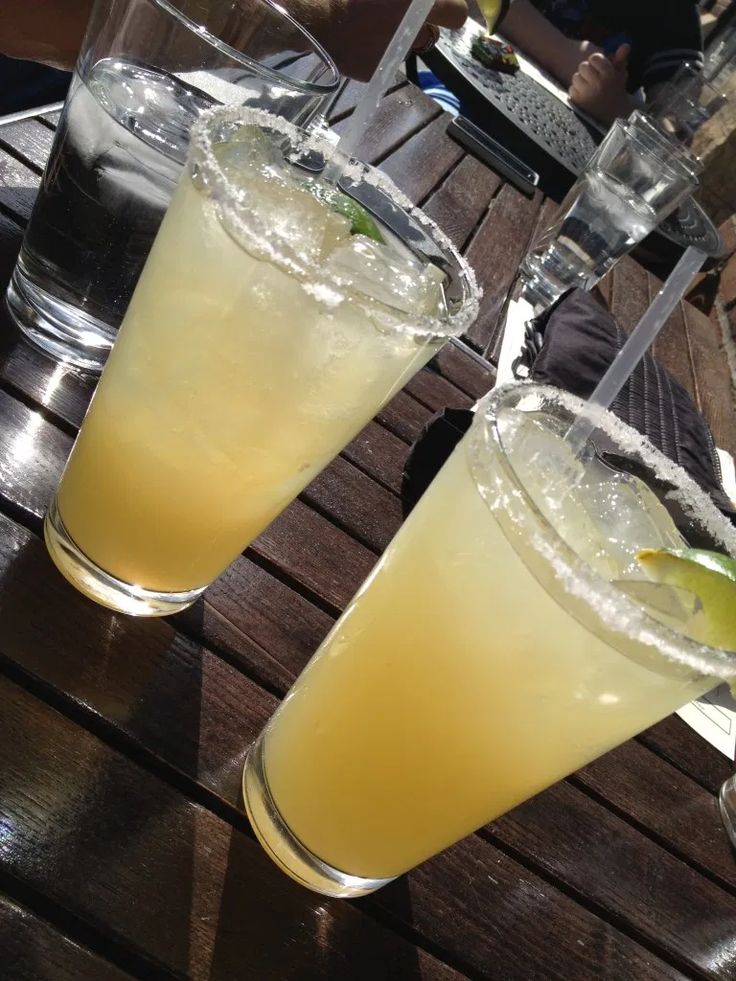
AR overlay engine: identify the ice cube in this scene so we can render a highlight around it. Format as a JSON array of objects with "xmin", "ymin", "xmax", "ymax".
[
  {"xmin": 324, "ymin": 235, "xmax": 447, "ymax": 320},
  {"xmin": 572, "ymin": 454, "xmax": 685, "ymax": 578}
]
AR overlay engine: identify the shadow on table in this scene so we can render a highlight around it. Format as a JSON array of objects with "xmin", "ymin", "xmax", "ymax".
[
  {"xmin": 0, "ymin": 535, "xmax": 427, "ymax": 976},
  {"xmin": 0, "ymin": 533, "xmax": 205, "ymax": 973},
  {"xmin": 0, "ymin": 187, "xmax": 38, "ymax": 233},
  {"xmin": 208, "ymin": 823, "xmax": 426, "ymax": 980}
]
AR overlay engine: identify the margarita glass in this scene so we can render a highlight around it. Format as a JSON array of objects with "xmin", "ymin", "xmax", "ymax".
[
  {"xmin": 244, "ymin": 384, "xmax": 736, "ymax": 897},
  {"xmin": 44, "ymin": 106, "xmax": 479, "ymax": 616}
]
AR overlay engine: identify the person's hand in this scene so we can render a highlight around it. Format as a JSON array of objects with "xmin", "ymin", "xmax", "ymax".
[
  {"xmin": 1, "ymin": 0, "xmax": 92, "ymax": 69},
  {"xmin": 568, "ymin": 44, "xmax": 635, "ymax": 124},
  {"xmin": 320, "ymin": 0, "xmax": 468, "ymax": 81},
  {"xmin": 552, "ymin": 38, "xmax": 602, "ymax": 85}
]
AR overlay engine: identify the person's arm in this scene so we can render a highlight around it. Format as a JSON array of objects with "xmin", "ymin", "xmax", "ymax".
[
  {"xmin": 497, "ymin": 0, "xmax": 601, "ymax": 85},
  {"xmin": 0, "ymin": 0, "xmax": 468, "ymax": 81},
  {"xmin": 498, "ymin": 1, "xmax": 634, "ymax": 124},
  {"xmin": 1, "ymin": 0, "xmax": 92, "ymax": 69}
]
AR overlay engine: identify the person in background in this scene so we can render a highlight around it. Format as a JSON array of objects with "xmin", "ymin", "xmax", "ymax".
[
  {"xmin": 0, "ymin": 0, "xmax": 467, "ymax": 90},
  {"xmin": 496, "ymin": 0, "xmax": 703, "ymax": 124}
]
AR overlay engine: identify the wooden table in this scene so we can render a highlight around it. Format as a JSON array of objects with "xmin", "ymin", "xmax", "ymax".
[{"xmin": 0, "ymin": 79, "xmax": 735, "ymax": 981}]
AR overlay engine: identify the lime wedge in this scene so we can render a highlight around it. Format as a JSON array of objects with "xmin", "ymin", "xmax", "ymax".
[
  {"xmin": 213, "ymin": 130, "xmax": 385, "ymax": 243},
  {"xmin": 306, "ymin": 181, "xmax": 385, "ymax": 243},
  {"xmin": 636, "ymin": 548, "xmax": 736, "ymax": 652},
  {"xmin": 328, "ymin": 191, "xmax": 385, "ymax": 243},
  {"xmin": 636, "ymin": 547, "xmax": 736, "ymax": 696}
]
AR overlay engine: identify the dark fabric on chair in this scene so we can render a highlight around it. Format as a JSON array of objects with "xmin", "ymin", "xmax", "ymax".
[{"xmin": 402, "ymin": 288, "xmax": 736, "ymax": 524}]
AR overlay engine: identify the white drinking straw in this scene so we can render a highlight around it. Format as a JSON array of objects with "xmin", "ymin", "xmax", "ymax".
[
  {"xmin": 322, "ymin": 0, "xmax": 437, "ymax": 184},
  {"xmin": 566, "ymin": 246, "xmax": 707, "ymax": 453}
]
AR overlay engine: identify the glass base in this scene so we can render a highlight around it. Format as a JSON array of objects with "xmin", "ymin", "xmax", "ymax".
[
  {"xmin": 44, "ymin": 496, "xmax": 205, "ymax": 616},
  {"xmin": 7, "ymin": 259, "xmax": 115, "ymax": 373},
  {"xmin": 243, "ymin": 732, "xmax": 395, "ymax": 898},
  {"xmin": 719, "ymin": 776, "xmax": 736, "ymax": 848}
]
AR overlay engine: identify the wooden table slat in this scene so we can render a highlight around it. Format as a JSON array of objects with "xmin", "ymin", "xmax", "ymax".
[
  {"xmin": 490, "ymin": 781, "xmax": 736, "ymax": 980},
  {"xmin": 421, "ymin": 153, "xmax": 503, "ymax": 254},
  {"xmin": 463, "ymin": 185, "xmax": 543, "ymax": 355},
  {"xmin": 0, "ymin": 118, "xmax": 55, "ymax": 173},
  {"xmin": 332, "ymin": 85, "xmax": 441, "ymax": 166},
  {"xmin": 680, "ymin": 299, "xmax": 736, "ymax": 459},
  {"xmin": 639, "ymin": 716, "xmax": 735, "ymax": 797},
  {"xmin": 575, "ymin": 740, "xmax": 736, "ymax": 892},
  {"xmin": 379, "ymin": 113, "xmax": 464, "ymax": 205},
  {"xmin": 0, "ymin": 152, "xmax": 41, "ymax": 225},
  {"xmin": 0, "ymin": 895, "xmax": 133, "ymax": 981}
]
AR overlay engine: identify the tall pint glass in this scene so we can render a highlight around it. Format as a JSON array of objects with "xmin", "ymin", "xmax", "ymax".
[
  {"xmin": 244, "ymin": 385, "xmax": 736, "ymax": 897},
  {"xmin": 44, "ymin": 107, "xmax": 480, "ymax": 616},
  {"xmin": 6, "ymin": 0, "xmax": 339, "ymax": 370}
]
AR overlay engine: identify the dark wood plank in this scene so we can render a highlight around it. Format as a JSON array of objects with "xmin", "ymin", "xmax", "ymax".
[
  {"xmin": 0, "ymin": 675, "xmax": 461, "ymax": 981},
  {"xmin": 375, "ymin": 838, "xmax": 689, "ymax": 981},
  {"xmin": 489, "ymin": 780, "xmax": 736, "ymax": 980},
  {"xmin": 0, "ymin": 515, "xmax": 692, "ymax": 981},
  {"xmin": 0, "ymin": 119, "xmax": 55, "ymax": 172},
  {"xmin": 332, "ymin": 86, "xmax": 441, "ymax": 165},
  {"xmin": 463, "ymin": 185, "xmax": 543, "ymax": 356},
  {"xmin": 253, "ymin": 499, "xmax": 377, "ymax": 611},
  {"xmin": 376, "ymin": 389, "xmax": 432, "ymax": 444},
  {"xmin": 421, "ymin": 154, "xmax": 502, "ymax": 253},
  {"xmin": 681, "ymin": 300, "xmax": 736, "ymax": 458},
  {"xmin": 638, "ymin": 716, "xmax": 735, "ymax": 796},
  {"xmin": 430, "ymin": 343, "xmax": 496, "ymax": 400},
  {"xmin": 648, "ymin": 272, "xmax": 700, "ymax": 406},
  {"xmin": 0, "ymin": 207, "xmax": 23, "ymax": 286},
  {"xmin": 379, "ymin": 114, "xmax": 464, "ymax": 205},
  {"xmin": 326, "ymin": 77, "xmax": 406, "ymax": 123},
  {"xmin": 301, "ymin": 456, "xmax": 403, "ymax": 554},
  {"xmin": 181, "ymin": 551, "xmax": 333, "ymax": 689},
  {"xmin": 0, "ymin": 895, "xmax": 132, "ymax": 981},
  {"xmin": 0, "ymin": 152, "xmax": 39, "ymax": 224},
  {"xmin": 575, "ymin": 740, "xmax": 736, "ymax": 892},
  {"xmin": 341, "ymin": 419, "xmax": 408, "ymax": 496},
  {"xmin": 403, "ymin": 368, "xmax": 473, "ymax": 414},
  {"xmin": 611, "ymin": 257, "xmax": 650, "ymax": 334}
]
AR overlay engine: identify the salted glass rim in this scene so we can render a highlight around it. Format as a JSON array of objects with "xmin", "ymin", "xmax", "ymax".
[
  {"xmin": 188, "ymin": 104, "xmax": 482, "ymax": 341},
  {"xmin": 473, "ymin": 382, "xmax": 736, "ymax": 683},
  {"xmin": 152, "ymin": 0, "xmax": 340, "ymax": 94}
]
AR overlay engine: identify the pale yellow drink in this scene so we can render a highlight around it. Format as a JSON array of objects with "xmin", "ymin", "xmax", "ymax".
[
  {"xmin": 45, "ymin": 108, "xmax": 478, "ymax": 614},
  {"xmin": 245, "ymin": 386, "xmax": 736, "ymax": 894},
  {"xmin": 477, "ymin": 0, "xmax": 504, "ymax": 32}
]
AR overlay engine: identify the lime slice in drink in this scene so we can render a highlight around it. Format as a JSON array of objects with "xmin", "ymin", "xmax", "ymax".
[
  {"xmin": 327, "ymin": 191, "xmax": 385, "ymax": 243},
  {"xmin": 307, "ymin": 183, "xmax": 385, "ymax": 243},
  {"xmin": 636, "ymin": 548, "xmax": 736, "ymax": 653},
  {"xmin": 213, "ymin": 129, "xmax": 385, "ymax": 243}
]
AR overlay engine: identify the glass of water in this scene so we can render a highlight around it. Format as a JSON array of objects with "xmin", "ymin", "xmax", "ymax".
[
  {"xmin": 519, "ymin": 116, "xmax": 700, "ymax": 313},
  {"xmin": 6, "ymin": 0, "xmax": 340, "ymax": 371}
]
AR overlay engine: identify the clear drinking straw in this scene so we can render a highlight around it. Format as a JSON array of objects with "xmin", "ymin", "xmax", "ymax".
[
  {"xmin": 566, "ymin": 246, "xmax": 706, "ymax": 454},
  {"xmin": 322, "ymin": 0, "xmax": 437, "ymax": 184}
]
